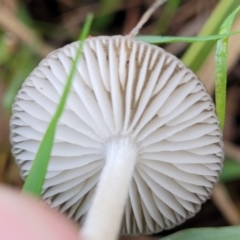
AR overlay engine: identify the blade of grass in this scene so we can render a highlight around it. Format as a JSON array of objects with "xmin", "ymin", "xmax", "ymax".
[
  {"xmin": 220, "ymin": 158, "xmax": 240, "ymax": 183},
  {"xmin": 0, "ymin": 36, "xmax": 10, "ymax": 65},
  {"xmin": 92, "ymin": 0, "xmax": 120, "ymax": 32},
  {"xmin": 136, "ymin": 30, "xmax": 240, "ymax": 43},
  {"xmin": 215, "ymin": 6, "xmax": 240, "ymax": 129},
  {"xmin": 22, "ymin": 14, "xmax": 93, "ymax": 197},
  {"xmin": 160, "ymin": 226, "xmax": 240, "ymax": 240},
  {"xmin": 3, "ymin": 46, "xmax": 38, "ymax": 110},
  {"xmin": 153, "ymin": 0, "xmax": 181, "ymax": 35},
  {"xmin": 181, "ymin": 0, "xmax": 239, "ymax": 72}
]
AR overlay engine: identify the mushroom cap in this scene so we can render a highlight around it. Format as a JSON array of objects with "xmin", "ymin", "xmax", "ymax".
[{"xmin": 10, "ymin": 36, "xmax": 223, "ymax": 234}]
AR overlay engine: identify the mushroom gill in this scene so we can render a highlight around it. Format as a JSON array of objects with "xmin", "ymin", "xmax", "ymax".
[{"xmin": 10, "ymin": 36, "xmax": 223, "ymax": 235}]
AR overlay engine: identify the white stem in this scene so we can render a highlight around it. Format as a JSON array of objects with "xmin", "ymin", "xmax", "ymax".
[{"xmin": 81, "ymin": 138, "xmax": 137, "ymax": 240}]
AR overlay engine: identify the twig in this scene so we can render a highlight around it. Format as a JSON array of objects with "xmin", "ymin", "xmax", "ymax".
[
  {"xmin": 0, "ymin": 152, "xmax": 7, "ymax": 182},
  {"xmin": 0, "ymin": 4, "xmax": 54, "ymax": 57},
  {"xmin": 212, "ymin": 183, "xmax": 240, "ymax": 225},
  {"xmin": 224, "ymin": 141, "xmax": 240, "ymax": 163},
  {"xmin": 122, "ymin": 0, "xmax": 141, "ymax": 34},
  {"xmin": 128, "ymin": 0, "xmax": 167, "ymax": 37},
  {"xmin": 60, "ymin": 1, "xmax": 139, "ymax": 30},
  {"xmin": 2, "ymin": 0, "xmax": 17, "ymax": 13}
]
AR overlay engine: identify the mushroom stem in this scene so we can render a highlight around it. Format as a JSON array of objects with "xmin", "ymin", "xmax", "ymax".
[{"xmin": 81, "ymin": 138, "xmax": 137, "ymax": 240}]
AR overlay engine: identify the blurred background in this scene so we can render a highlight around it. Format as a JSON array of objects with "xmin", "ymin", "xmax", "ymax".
[{"xmin": 1, "ymin": 0, "xmax": 240, "ymax": 238}]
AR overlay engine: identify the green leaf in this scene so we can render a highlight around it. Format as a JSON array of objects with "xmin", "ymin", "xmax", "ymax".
[
  {"xmin": 215, "ymin": 5, "xmax": 240, "ymax": 129},
  {"xmin": 22, "ymin": 14, "xmax": 93, "ymax": 197},
  {"xmin": 136, "ymin": 31, "xmax": 240, "ymax": 44},
  {"xmin": 220, "ymin": 158, "xmax": 240, "ymax": 182},
  {"xmin": 181, "ymin": 0, "xmax": 239, "ymax": 72},
  {"xmin": 161, "ymin": 226, "xmax": 240, "ymax": 240}
]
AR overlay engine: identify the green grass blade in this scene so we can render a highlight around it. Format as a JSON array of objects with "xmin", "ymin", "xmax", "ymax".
[
  {"xmin": 160, "ymin": 226, "xmax": 240, "ymax": 240},
  {"xmin": 22, "ymin": 14, "xmax": 93, "ymax": 197},
  {"xmin": 153, "ymin": 0, "xmax": 181, "ymax": 35},
  {"xmin": 215, "ymin": 6, "xmax": 240, "ymax": 129},
  {"xmin": 220, "ymin": 158, "xmax": 240, "ymax": 182},
  {"xmin": 181, "ymin": 0, "xmax": 239, "ymax": 72},
  {"xmin": 136, "ymin": 31, "xmax": 240, "ymax": 44},
  {"xmin": 3, "ymin": 47, "xmax": 38, "ymax": 110}
]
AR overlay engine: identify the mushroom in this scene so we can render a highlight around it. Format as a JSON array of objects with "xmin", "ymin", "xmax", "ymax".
[{"xmin": 10, "ymin": 35, "xmax": 223, "ymax": 240}]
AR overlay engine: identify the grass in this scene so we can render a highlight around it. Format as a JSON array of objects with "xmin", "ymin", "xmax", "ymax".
[
  {"xmin": 6, "ymin": 2, "xmax": 240, "ymax": 240},
  {"xmin": 22, "ymin": 14, "xmax": 93, "ymax": 196},
  {"xmin": 22, "ymin": 11, "xmax": 240, "ymax": 196}
]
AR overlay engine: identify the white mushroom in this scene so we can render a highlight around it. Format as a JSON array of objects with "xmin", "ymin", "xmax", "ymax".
[{"xmin": 10, "ymin": 36, "xmax": 223, "ymax": 240}]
